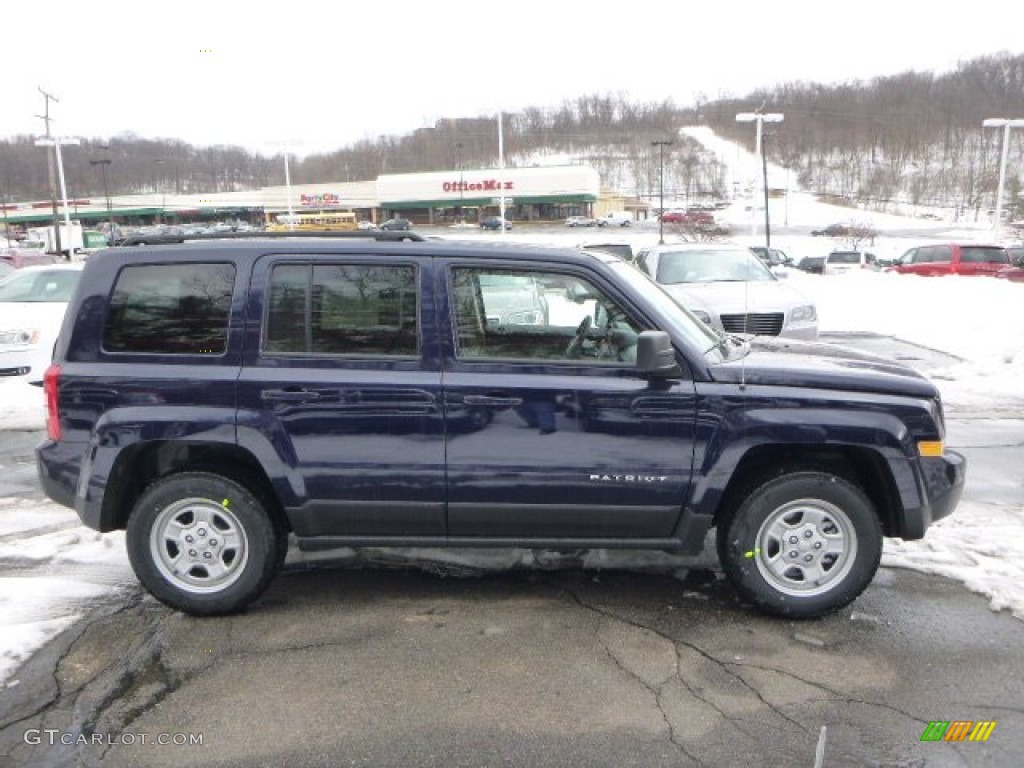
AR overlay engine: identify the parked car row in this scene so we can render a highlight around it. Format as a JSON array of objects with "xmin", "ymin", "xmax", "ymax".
[{"xmin": 789, "ymin": 242, "xmax": 1024, "ymax": 280}]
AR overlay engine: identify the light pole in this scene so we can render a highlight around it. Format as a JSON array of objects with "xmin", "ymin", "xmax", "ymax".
[
  {"xmin": 154, "ymin": 159, "xmax": 167, "ymax": 223},
  {"xmin": 736, "ymin": 111, "xmax": 783, "ymax": 242},
  {"xmin": 652, "ymin": 140, "xmax": 672, "ymax": 244},
  {"xmin": 283, "ymin": 150, "xmax": 295, "ymax": 229},
  {"xmin": 498, "ymin": 111, "xmax": 507, "ymax": 236},
  {"xmin": 90, "ymin": 156, "xmax": 113, "ymax": 238},
  {"xmin": 982, "ymin": 118, "xmax": 1024, "ymax": 241},
  {"xmin": 34, "ymin": 136, "xmax": 80, "ymax": 259}
]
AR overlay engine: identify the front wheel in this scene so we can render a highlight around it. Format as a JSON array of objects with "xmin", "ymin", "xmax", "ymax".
[
  {"xmin": 126, "ymin": 472, "xmax": 284, "ymax": 616},
  {"xmin": 717, "ymin": 471, "xmax": 882, "ymax": 618}
]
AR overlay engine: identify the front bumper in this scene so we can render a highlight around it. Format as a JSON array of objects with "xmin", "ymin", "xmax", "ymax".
[{"xmin": 900, "ymin": 450, "xmax": 967, "ymax": 540}]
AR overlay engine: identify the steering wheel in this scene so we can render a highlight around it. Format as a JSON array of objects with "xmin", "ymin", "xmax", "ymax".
[{"xmin": 565, "ymin": 316, "xmax": 592, "ymax": 358}]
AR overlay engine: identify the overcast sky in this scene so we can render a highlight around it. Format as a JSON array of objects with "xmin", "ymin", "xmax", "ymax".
[{"xmin": 3, "ymin": 0, "xmax": 1022, "ymax": 157}]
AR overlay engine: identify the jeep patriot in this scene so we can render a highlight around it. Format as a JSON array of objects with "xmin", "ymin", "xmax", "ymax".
[{"xmin": 36, "ymin": 235, "xmax": 965, "ymax": 618}]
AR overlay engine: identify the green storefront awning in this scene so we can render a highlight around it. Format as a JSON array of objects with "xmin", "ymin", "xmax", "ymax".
[
  {"xmin": 382, "ymin": 193, "xmax": 598, "ymax": 209},
  {"xmin": 3, "ymin": 207, "xmax": 163, "ymax": 224}
]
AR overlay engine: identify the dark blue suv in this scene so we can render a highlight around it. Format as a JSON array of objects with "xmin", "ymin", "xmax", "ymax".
[{"xmin": 37, "ymin": 235, "xmax": 965, "ymax": 618}]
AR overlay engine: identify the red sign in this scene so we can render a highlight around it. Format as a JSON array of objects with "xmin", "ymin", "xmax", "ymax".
[{"xmin": 300, "ymin": 193, "xmax": 343, "ymax": 207}]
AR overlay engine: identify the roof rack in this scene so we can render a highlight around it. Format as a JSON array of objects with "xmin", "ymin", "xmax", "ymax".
[{"xmin": 113, "ymin": 230, "xmax": 426, "ymax": 246}]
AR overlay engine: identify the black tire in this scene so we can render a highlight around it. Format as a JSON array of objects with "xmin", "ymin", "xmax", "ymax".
[
  {"xmin": 126, "ymin": 472, "xmax": 284, "ymax": 616},
  {"xmin": 717, "ymin": 471, "xmax": 882, "ymax": 619}
]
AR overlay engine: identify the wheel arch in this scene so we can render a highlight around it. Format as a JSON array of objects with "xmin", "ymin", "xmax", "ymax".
[
  {"xmin": 711, "ymin": 444, "xmax": 901, "ymax": 536},
  {"xmin": 100, "ymin": 440, "xmax": 288, "ymax": 533}
]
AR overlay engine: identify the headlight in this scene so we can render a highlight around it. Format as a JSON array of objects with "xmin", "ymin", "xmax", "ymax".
[
  {"xmin": 790, "ymin": 305, "xmax": 817, "ymax": 323},
  {"xmin": 0, "ymin": 329, "xmax": 41, "ymax": 347}
]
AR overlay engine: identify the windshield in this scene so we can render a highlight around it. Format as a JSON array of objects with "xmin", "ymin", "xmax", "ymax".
[
  {"xmin": 0, "ymin": 269, "xmax": 80, "ymax": 302},
  {"xmin": 608, "ymin": 260, "xmax": 726, "ymax": 362},
  {"xmin": 655, "ymin": 248, "xmax": 776, "ymax": 284}
]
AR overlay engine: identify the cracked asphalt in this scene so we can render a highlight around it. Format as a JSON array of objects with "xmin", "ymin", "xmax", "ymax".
[{"xmin": 1, "ymin": 562, "xmax": 1022, "ymax": 768}]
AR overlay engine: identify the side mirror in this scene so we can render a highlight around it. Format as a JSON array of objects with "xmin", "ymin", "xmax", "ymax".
[
  {"xmin": 635, "ymin": 331, "xmax": 680, "ymax": 377},
  {"xmin": 565, "ymin": 283, "xmax": 596, "ymax": 304}
]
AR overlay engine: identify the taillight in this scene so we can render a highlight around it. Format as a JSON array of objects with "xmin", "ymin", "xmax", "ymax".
[{"xmin": 44, "ymin": 364, "xmax": 61, "ymax": 441}]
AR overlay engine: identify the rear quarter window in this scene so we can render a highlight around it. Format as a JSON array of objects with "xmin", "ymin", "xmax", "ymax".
[
  {"xmin": 102, "ymin": 263, "xmax": 236, "ymax": 354},
  {"xmin": 960, "ymin": 247, "xmax": 1009, "ymax": 264}
]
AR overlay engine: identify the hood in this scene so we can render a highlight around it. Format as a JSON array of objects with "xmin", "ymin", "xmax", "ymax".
[
  {"xmin": 710, "ymin": 336, "xmax": 939, "ymax": 398},
  {"xmin": 0, "ymin": 301, "xmax": 69, "ymax": 333},
  {"xmin": 661, "ymin": 279, "xmax": 812, "ymax": 314}
]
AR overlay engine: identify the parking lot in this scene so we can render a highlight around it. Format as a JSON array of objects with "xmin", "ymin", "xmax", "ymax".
[{"xmin": 2, "ymin": 224, "xmax": 1023, "ymax": 766}]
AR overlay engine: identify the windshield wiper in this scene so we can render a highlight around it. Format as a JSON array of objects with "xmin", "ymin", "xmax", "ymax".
[{"xmin": 704, "ymin": 330, "xmax": 751, "ymax": 359}]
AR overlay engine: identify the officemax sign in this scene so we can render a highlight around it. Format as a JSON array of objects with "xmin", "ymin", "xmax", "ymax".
[{"xmin": 442, "ymin": 179, "xmax": 514, "ymax": 192}]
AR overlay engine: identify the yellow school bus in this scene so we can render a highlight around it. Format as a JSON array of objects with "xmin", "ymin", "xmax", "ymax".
[{"xmin": 266, "ymin": 211, "xmax": 358, "ymax": 231}]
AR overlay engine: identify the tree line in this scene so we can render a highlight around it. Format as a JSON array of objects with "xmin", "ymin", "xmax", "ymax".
[{"xmin": 2, "ymin": 51, "xmax": 1022, "ymax": 221}]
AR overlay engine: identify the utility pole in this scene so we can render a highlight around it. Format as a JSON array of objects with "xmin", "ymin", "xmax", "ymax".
[
  {"xmin": 36, "ymin": 87, "xmax": 63, "ymax": 256},
  {"xmin": 652, "ymin": 140, "xmax": 672, "ymax": 244}
]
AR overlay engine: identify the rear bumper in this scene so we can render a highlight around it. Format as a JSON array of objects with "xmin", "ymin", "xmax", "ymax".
[{"xmin": 36, "ymin": 439, "xmax": 90, "ymax": 521}]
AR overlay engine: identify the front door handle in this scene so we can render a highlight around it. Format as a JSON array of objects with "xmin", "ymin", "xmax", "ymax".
[
  {"xmin": 463, "ymin": 394, "xmax": 523, "ymax": 407},
  {"xmin": 261, "ymin": 388, "xmax": 322, "ymax": 403}
]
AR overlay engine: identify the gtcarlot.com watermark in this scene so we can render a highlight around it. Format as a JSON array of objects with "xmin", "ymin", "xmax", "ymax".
[{"xmin": 24, "ymin": 729, "xmax": 203, "ymax": 747}]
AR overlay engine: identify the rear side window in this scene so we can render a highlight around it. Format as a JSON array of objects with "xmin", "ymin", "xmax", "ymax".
[
  {"xmin": 265, "ymin": 263, "xmax": 418, "ymax": 356},
  {"xmin": 960, "ymin": 247, "xmax": 1009, "ymax": 264},
  {"xmin": 103, "ymin": 263, "xmax": 235, "ymax": 354},
  {"xmin": 828, "ymin": 252, "xmax": 860, "ymax": 265}
]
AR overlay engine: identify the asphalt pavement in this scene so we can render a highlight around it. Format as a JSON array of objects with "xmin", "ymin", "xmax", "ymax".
[{"xmin": 1, "ymin": 335, "xmax": 1022, "ymax": 767}]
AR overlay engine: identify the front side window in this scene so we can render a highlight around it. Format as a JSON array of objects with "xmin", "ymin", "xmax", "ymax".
[
  {"xmin": 265, "ymin": 263, "xmax": 418, "ymax": 356},
  {"xmin": 103, "ymin": 263, "xmax": 235, "ymax": 354},
  {"xmin": 917, "ymin": 246, "xmax": 951, "ymax": 264},
  {"xmin": 451, "ymin": 266, "xmax": 641, "ymax": 364}
]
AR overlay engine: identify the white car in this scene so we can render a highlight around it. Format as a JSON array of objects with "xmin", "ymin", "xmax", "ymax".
[
  {"xmin": 564, "ymin": 216, "xmax": 595, "ymax": 227},
  {"xmin": 823, "ymin": 250, "xmax": 878, "ymax": 275},
  {"xmin": 0, "ymin": 263, "xmax": 84, "ymax": 384},
  {"xmin": 632, "ymin": 243, "xmax": 819, "ymax": 340}
]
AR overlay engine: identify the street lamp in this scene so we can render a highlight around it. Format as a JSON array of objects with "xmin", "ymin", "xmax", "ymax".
[
  {"xmin": 34, "ymin": 136, "xmax": 80, "ymax": 259},
  {"xmin": 154, "ymin": 159, "xmax": 167, "ymax": 223},
  {"xmin": 455, "ymin": 141, "xmax": 464, "ymax": 223},
  {"xmin": 652, "ymin": 140, "xmax": 672, "ymax": 244},
  {"xmin": 736, "ymin": 111, "xmax": 784, "ymax": 244},
  {"xmin": 90, "ymin": 155, "xmax": 113, "ymax": 239},
  {"xmin": 982, "ymin": 118, "xmax": 1024, "ymax": 241}
]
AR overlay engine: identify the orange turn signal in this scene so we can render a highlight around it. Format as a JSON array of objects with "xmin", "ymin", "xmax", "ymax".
[{"xmin": 917, "ymin": 440, "xmax": 944, "ymax": 457}]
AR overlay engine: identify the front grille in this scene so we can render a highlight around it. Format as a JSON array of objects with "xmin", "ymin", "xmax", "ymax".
[{"xmin": 720, "ymin": 313, "xmax": 784, "ymax": 336}]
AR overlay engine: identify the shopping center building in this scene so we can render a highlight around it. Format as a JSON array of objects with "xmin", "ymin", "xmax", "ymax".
[{"xmin": 1, "ymin": 165, "xmax": 645, "ymax": 231}]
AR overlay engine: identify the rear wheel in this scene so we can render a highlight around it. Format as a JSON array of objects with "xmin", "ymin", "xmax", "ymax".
[
  {"xmin": 717, "ymin": 471, "xmax": 882, "ymax": 618},
  {"xmin": 126, "ymin": 472, "xmax": 283, "ymax": 616}
]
